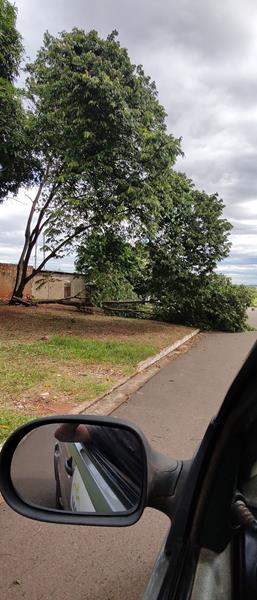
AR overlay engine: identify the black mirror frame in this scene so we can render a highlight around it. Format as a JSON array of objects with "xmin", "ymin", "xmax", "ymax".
[{"xmin": 0, "ymin": 415, "xmax": 149, "ymax": 527}]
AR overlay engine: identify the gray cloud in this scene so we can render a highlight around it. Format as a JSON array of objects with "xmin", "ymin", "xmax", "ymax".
[{"xmin": 17, "ymin": 0, "xmax": 256, "ymax": 59}]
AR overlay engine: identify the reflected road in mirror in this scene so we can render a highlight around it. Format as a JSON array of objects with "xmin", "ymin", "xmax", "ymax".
[{"xmin": 11, "ymin": 422, "xmax": 144, "ymax": 515}]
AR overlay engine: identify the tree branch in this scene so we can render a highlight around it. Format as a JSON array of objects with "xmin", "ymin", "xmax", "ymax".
[
  {"xmin": 30, "ymin": 181, "xmax": 61, "ymax": 245},
  {"xmin": 25, "ymin": 193, "xmax": 34, "ymax": 203},
  {"xmin": 40, "ymin": 200, "xmax": 70, "ymax": 231},
  {"xmin": 25, "ymin": 224, "xmax": 92, "ymax": 282},
  {"xmin": 12, "ymin": 197, "xmax": 27, "ymax": 206},
  {"xmin": 17, "ymin": 169, "xmax": 49, "ymax": 268}
]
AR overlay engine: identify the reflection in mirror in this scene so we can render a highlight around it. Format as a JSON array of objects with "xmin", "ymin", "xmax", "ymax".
[{"xmin": 10, "ymin": 422, "xmax": 144, "ymax": 515}]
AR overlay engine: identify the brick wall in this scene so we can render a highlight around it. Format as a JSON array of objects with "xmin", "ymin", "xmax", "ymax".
[
  {"xmin": 0, "ymin": 263, "xmax": 33, "ymax": 301},
  {"xmin": 0, "ymin": 263, "xmax": 87, "ymax": 302}
]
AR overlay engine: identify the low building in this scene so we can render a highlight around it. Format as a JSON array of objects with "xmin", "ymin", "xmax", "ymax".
[
  {"xmin": 32, "ymin": 271, "xmax": 86, "ymax": 302},
  {"xmin": 0, "ymin": 263, "xmax": 87, "ymax": 303}
]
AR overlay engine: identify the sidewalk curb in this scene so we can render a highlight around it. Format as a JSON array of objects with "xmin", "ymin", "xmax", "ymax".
[
  {"xmin": 70, "ymin": 328, "xmax": 200, "ymax": 417},
  {"xmin": 137, "ymin": 331, "xmax": 200, "ymax": 372}
]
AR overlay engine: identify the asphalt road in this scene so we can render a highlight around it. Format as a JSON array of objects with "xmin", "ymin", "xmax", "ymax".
[
  {"xmin": 1, "ymin": 318, "xmax": 257, "ymax": 600},
  {"xmin": 11, "ymin": 425, "xmax": 57, "ymax": 509}
]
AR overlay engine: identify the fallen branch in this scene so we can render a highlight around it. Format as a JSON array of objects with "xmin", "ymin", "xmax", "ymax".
[
  {"xmin": 103, "ymin": 300, "xmax": 152, "ymax": 306},
  {"xmin": 11, "ymin": 295, "xmax": 91, "ymax": 311},
  {"xmin": 11, "ymin": 295, "xmax": 33, "ymax": 306}
]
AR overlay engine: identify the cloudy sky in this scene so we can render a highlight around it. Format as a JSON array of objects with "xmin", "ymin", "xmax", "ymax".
[{"xmin": 1, "ymin": 0, "xmax": 257, "ymax": 282}]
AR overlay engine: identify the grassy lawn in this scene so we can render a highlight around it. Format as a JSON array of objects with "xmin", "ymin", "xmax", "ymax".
[
  {"xmin": 0, "ymin": 305, "xmax": 194, "ymax": 441},
  {"xmin": 25, "ymin": 336, "xmax": 158, "ymax": 369},
  {"xmin": 0, "ymin": 336, "xmax": 157, "ymax": 439},
  {"xmin": 0, "ymin": 409, "xmax": 34, "ymax": 444}
]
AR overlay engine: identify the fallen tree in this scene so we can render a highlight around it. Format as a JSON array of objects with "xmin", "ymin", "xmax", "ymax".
[{"xmin": 11, "ymin": 292, "xmax": 93, "ymax": 311}]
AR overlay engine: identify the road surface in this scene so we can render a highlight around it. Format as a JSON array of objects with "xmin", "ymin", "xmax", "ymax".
[{"xmin": 1, "ymin": 323, "xmax": 257, "ymax": 600}]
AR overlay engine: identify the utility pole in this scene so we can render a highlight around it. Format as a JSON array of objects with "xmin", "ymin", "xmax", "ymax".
[
  {"xmin": 42, "ymin": 232, "xmax": 45, "ymax": 269},
  {"xmin": 34, "ymin": 240, "xmax": 37, "ymax": 269}
]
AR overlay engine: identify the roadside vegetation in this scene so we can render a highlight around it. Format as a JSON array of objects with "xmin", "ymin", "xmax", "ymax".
[
  {"xmin": 0, "ymin": 306, "xmax": 193, "ymax": 440},
  {"xmin": 77, "ymin": 229, "xmax": 253, "ymax": 332},
  {"xmin": 0, "ymin": 336, "xmax": 156, "ymax": 439},
  {"xmin": 155, "ymin": 274, "xmax": 254, "ymax": 332},
  {"xmin": 24, "ymin": 336, "xmax": 158, "ymax": 370},
  {"xmin": 248, "ymin": 287, "xmax": 257, "ymax": 308},
  {"xmin": 0, "ymin": 409, "xmax": 33, "ymax": 443}
]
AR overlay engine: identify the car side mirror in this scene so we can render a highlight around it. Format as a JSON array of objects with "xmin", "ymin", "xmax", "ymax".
[{"xmin": 0, "ymin": 416, "xmax": 182, "ymax": 526}]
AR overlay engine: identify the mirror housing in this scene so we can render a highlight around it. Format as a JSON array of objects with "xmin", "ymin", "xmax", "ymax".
[{"xmin": 0, "ymin": 415, "xmax": 182, "ymax": 526}]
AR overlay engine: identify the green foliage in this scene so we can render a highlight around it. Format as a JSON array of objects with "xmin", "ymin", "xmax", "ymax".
[
  {"xmin": 11, "ymin": 28, "xmax": 182, "ymax": 298},
  {"xmin": 156, "ymin": 274, "xmax": 253, "ymax": 332},
  {"xmin": 76, "ymin": 171, "xmax": 233, "ymax": 328},
  {"xmin": 148, "ymin": 172, "xmax": 232, "ymax": 297},
  {"xmin": 89, "ymin": 268, "xmax": 138, "ymax": 305},
  {"xmin": 76, "ymin": 228, "xmax": 149, "ymax": 303},
  {"xmin": 0, "ymin": 0, "xmax": 22, "ymax": 82},
  {"xmin": 25, "ymin": 28, "xmax": 181, "ymax": 225},
  {"xmin": 247, "ymin": 287, "xmax": 257, "ymax": 307},
  {"xmin": 0, "ymin": 80, "xmax": 33, "ymax": 199},
  {"xmin": 0, "ymin": 0, "xmax": 33, "ymax": 199}
]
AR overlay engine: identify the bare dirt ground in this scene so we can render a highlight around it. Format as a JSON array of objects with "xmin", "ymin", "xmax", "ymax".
[{"xmin": 0, "ymin": 304, "xmax": 192, "ymax": 347}]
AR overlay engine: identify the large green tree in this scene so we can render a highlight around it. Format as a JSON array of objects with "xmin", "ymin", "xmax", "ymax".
[
  {"xmin": 76, "ymin": 171, "xmax": 232, "ymax": 300},
  {"xmin": 0, "ymin": 0, "xmax": 31, "ymax": 200},
  {"xmin": 10, "ymin": 28, "xmax": 181, "ymax": 301}
]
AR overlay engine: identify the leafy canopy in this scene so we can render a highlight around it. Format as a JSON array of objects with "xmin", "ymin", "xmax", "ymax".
[
  {"xmin": 156, "ymin": 273, "xmax": 253, "ymax": 332},
  {"xmin": 11, "ymin": 28, "xmax": 183, "ymax": 299},
  {"xmin": 25, "ymin": 28, "xmax": 181, "ymax": 219},
  {"xmin": 76, "ymin": 171, "xmax": 233, "ymax": 300},
  {"xmin": 0, "ymin": 0, "xmax": 32, "ymax": 200},
  {"xmin": 148, "ymin": 171, "xmax": 232, "ymax": 296},
  {"xmin": 0, "ymin": 0, "xmax": 22, "ymax": 82},
  {"xmin": 76, "ymin": 227, "xmax": 148, "ymax": 303}
]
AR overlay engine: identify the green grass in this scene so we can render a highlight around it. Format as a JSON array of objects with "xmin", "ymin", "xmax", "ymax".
[
  {"xmin": 0, "ymin": 335, "xmax": 159, "ymax": 416},
  {"xmin": 55, "ymin": 374, "xmax": 113, "ymax": 402},
  {"xmin": 0, "ymin": 346, "xmax": 48, "ymax": 400},
  {"xmin": 0, "ymin": 409, "xmax": 33, "ymax": 443},
  {"xmin": 23, "ymin": 336, "xmax": 159, "ymax": 369}
]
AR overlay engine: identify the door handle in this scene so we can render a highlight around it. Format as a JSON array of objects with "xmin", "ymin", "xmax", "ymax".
[{"xmin": 65, "ymin": 456, "xmax": 74, "ymax": 477}]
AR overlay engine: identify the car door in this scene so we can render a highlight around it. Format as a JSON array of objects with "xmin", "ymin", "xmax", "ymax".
[{"xmin": 142, "ymin": 340, "xmax": 257, "ymax": 600}]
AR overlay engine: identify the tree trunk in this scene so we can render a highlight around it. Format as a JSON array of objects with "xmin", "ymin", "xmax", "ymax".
[
  {"xmin": 9, "ymin": 266, "xmax": 31, "ymax": 303},
  {"xmin": 9, "ymin": 167, "xmax": 89, "ymax": 304},
  {"xmin": 9, "ymin": 170, "xmax": 50, "ymax": 304}
]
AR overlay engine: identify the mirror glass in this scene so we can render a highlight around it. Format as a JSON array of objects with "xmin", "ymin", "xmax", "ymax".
[{"xmin": 10, "ymin": 422, "xmax": 144, "ymax": 515}]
